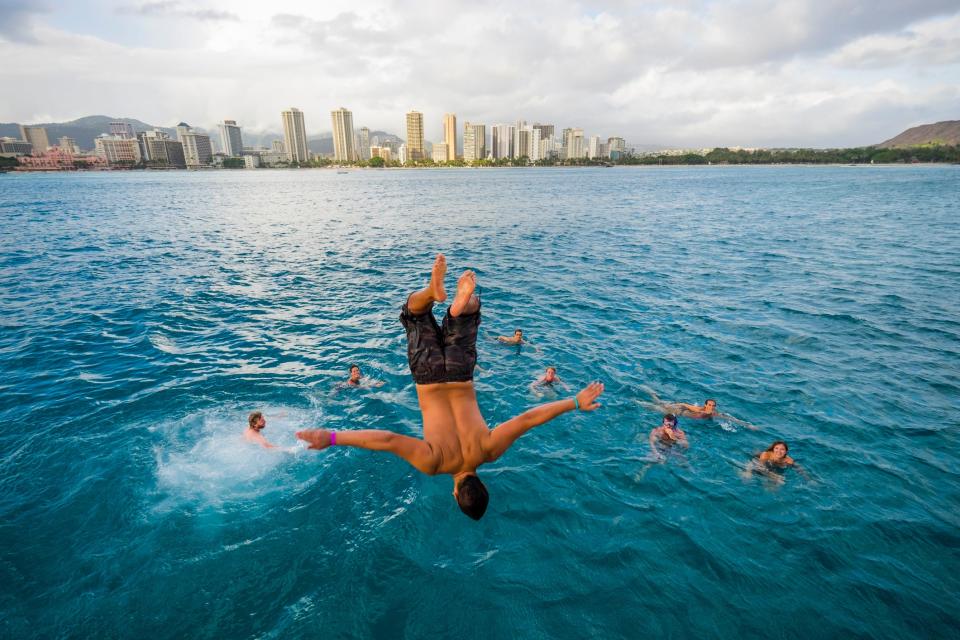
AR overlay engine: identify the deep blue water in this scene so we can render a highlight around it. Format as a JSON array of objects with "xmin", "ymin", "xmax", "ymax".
[{"xmin": 1, "ymin": 166, "xmax": 958, "ymax": 639}]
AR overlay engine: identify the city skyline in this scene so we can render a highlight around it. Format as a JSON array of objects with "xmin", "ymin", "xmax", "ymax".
[{"xmin": 1, "ymin": 2, "xmax": 958, "ymax": 148}]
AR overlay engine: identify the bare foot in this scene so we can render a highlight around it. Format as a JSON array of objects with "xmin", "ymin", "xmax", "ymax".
[
  {"xmin": 296, "ymin": 429, "xmax": 332, "ymax": 450},
  {"xmin": 450, "ymin": 270, "xmax": 477, "ymax": 316},
  {"xmin": 430, "ymin": 253, "xmax": 447, "ymax": 302}
]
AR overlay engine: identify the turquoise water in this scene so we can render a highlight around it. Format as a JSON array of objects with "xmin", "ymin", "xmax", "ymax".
[{"xmin": 1, "ymin": 167, "xmax": 958, "ymax": 638}]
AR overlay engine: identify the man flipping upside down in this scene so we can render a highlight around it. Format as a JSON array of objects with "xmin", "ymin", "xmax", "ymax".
[{"xmin": 297, "ymin": 253, "xmax": 604, "ymax": 520}]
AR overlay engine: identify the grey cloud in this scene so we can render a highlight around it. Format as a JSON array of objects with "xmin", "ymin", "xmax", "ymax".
[
  {"xmin": 0, "ymin": 0, "xmax": 45, "ymax": 44},
  {"xmin": 117, "ymin": 1, "xmax": 239, "ymax": 21}
]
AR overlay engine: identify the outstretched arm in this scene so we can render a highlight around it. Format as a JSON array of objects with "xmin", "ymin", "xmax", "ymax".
[
  {"xmin": 716, "ymin": 412, "xmax": 758, "ymax": 430},
  {"xmin": 485, "ymin": 382, "xmax": 604, "ymax": 462},
  {"xmin": 296, "ymin": 429, "xmax": 440, "ymax": 475}
]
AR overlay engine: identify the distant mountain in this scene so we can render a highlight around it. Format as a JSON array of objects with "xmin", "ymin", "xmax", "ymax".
[
  {"xmin": 878, "ymin": 120, "xmax": 960, "ymax": 148},
  {"xmin": 0, "ymin": 115, "xmax": 179, "ymax": 151}
]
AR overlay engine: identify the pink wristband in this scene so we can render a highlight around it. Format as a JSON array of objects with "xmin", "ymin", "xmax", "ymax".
[{"xmin": 330, "ymin": 431, "xmax": 337, "ymax": 446}]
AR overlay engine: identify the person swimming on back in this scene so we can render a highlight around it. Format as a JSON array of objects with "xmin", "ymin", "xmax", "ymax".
[
  {"xmin": 497, "ymin": 329, "xmax": 524, "ymax": 345},
  {"xmin": 643, "ymin": 388, "xmax": 756, "ymax": 430},
  {"xmin": 648, "ymin": 413, "xmax": 688, "ymax": 460},
  {"xmin": 244, "ymin": 411, "xmax": 278, "ymax": 449},
  {"xmin": 531, "ymin": 366, "xmax": 570, "ymax": 392}
]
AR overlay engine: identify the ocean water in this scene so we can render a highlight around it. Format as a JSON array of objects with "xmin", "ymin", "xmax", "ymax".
[{"xmin": 1, "ymin": 166, "xmax": 958, "ymax": 639}]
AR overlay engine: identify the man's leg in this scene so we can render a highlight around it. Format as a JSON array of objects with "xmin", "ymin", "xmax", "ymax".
[
  {"xmin": 442, "ymin": 270, "xmax": 481, "ymax": 382},
  {"xmin": 406, "ymin": 253, "xmax": 447, "ymax": 314},
  {"xmin": 399, "ymin": 254, "xmax": 448, "ymax": 384}
]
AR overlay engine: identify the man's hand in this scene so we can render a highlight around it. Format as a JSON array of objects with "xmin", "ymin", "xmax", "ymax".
[
  {"xmin": 296, "ymin": 429, "xmax": 332, "ymax": 450},
  {"xmin": 575, "ymin": 382, "xmax": 604, "ymax": 411}
]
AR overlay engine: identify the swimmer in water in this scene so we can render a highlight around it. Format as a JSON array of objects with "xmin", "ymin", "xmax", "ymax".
[
  {"xmin": 531, "ymin": 366, "xmax": 571, "ymax": 392},
  {"xmin": 341, "ymin": 364, "xmax": 384, "ymax": 389},
  {"xmin": 741, "ymin": 440, "xmax": 810, "ymax": 482},
  {"xmin": 497, "ymin": 329, "xmax": 524, "ymax": 345},
  {"xmin": 298, "ymin": 253, "xmax": 605, "ymax": 520},
  {"xmin": 244, "ymin": 411, "xmax": 278, "ymax": 449},
  {"xmin": 643, "ymin": 388, "xmax": 756, "ymax": 430},
  {"xmin": 648, "ymin": 413, "xmax": 688, "ymax": 460}
]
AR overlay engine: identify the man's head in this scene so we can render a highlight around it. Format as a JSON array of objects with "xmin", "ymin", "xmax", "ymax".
[
  {"xmin": 349, "ymin": 364, "xmax": 361, "ymax": 382},
  {"xmin": 704, "ymin": 399, "xmax": 717, "ymax": 414},
  {"xmin": 514, "ymin": 329, "xmax": 523, "ymax": 339},
  {"xmin": 662, "ymin": 413, "xmax": 678, "ymax": 429},
  {"xmin": 248, "ymin": 411, "xmax": 265, "ymax": 431},
  {"xmin": 453, "ymin": 473, "xmax": 489, "ymax": 520},
  {"xmin": 545, "ymin": 366, "xmax": 557, "ymax": 381}
]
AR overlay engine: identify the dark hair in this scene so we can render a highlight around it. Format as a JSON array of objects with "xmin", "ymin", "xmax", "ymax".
[
  {"xmin": 456, "ymin": 475, "xmax": 489, "ymax": 520},
  {"xmin": 546, "ymin": 366, "xmax": 556, "ymax": 373},
  {"xmin": 349, "ymin": 364, "xmax": 360, "ymax": 372},
  {"xmin": 766, "ymin": 440, "xmax": 788, "ymax": 453},
  {"xmin": 664, "ymin": 413, "xmax": 678, "ymax": 425},
  {"xmin": 515, "ymin": 329, "xmax": 522, "ymax": 335},
  {"xmin": 705, "ymin": 398, "xmax": 717, "ymax": 406}
]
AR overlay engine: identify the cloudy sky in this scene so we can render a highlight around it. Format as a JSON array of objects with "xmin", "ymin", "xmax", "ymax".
[{"xmin": 1, "ymin": 0, "xmax": 958, "ymax": 147}]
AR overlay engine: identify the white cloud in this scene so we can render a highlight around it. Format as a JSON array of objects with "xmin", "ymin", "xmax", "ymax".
[{"xmin": 1, "ymin": 0, "xmax": 958, "ymax": 147}]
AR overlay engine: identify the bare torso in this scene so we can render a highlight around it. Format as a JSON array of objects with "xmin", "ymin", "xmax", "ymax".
[{"xmin": 416, "ymin": 381, "xmax": 489, "ymax": 474}]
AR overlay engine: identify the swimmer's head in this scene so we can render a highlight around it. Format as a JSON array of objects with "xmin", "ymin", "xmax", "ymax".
[
  {"xmin": 704, "ymin": 399, "xmax": 717, "ymax": 413},
  {"xmin": 766, "ymin": 440, "xmax": 788, "ymax": 459},
  {"xmin": 663, "ymin": 414, "xmax": 678, "ymax": 428},
  {"xmin": 453, "ymin": 473, "xmax": 489, "ymax": 521},
  {"xmin": 248, "ymin": 411, "xmax": 265, "ymax": 431},
  {"xmin": 545, "ymin": 366, "xmax": 557, "ymax": 380},
  {"xmin": 514, "ymin": 329, "xmax": 522, "ymax": 338},
  {"xmin": 349, "ymin": 364, "xmax": 361, "ymax": 381}
]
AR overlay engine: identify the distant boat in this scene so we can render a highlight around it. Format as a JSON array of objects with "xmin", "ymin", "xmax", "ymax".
[{"xmin": 602, "ymin": 162, "xmax": 614, "ymax": 167}]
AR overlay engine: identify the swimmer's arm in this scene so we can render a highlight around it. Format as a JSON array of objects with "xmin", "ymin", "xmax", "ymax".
[
  {"xmin": 486, "ymin": 382, "xmax": 604, "ymax": 461},
  {"xmin": 247, "ymin": 430, "xmax": 277, "ymax": 449},
  {"xmin": 298, "ymin": 429, "xmax": 439, "ymax": 475},
  {"xmin": 648, "ymin": 429, "xmax": 662, "ymax": 458},
  {"xmin": 717, "ymin": 412, "xmax": 758, "ymax": 430}
]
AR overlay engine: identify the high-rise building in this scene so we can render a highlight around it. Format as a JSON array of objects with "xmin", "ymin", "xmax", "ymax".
[
  {"xmin": 19, "ymin": 126, "xmax": 49, "ymax": 154},
  {"xmin": 175, "ymin": 122, "xmax": 192, "ymax": 141},
  {"xmin": 516, "ymin": 127, "xmax": 531, "ymax": 160},
  {"xmin": 58, "ymin": 136, "xmax": 79, "ymax": 153},
  {"xmin": 527, "ymin": 126, "xmax": 542, "ymax": 162},
  {"xmin": 607, "ymin": 137, "xmax": 626, "ymax": 159},
  {"xmin": 563, "ymin": 128, "xmax": 584, "ymax": 159},
  {"xmin": 405, "ymin": 111, "xmax": 424, "ymax": 161},
  {"xmin": 181, "ymin": 132, "xmax": 213, "ymax": 167},
  {"xmin": 462, "ymin": 122, "xmax": 486, "ymax": 162},
  {"xmin": 281, "ymin": 108, "xmax": 309, "ymax": 164},
  {"xmin": 218, "ymin": 120, "xmax": 244, "ymax": 157},
  {"xmin": 431, "ymin": 143, "xmax": 448, "ymax": 163},
  {"xmin": 137, "ymin": 129, "xmax": 185, "ymax": 168},
  {"xmin": 358, "ymin": 127, "xmax": 371, "ymax": 161},
  {"xmin": 0, "ymin": 137, "xmax": 33, "ymax": 155},
  {"xmin": 370, "ymin": 146, "xmax": 392, "ymax": 162},
  {"xmin": 588, "ymin": 135, "xmax": 601, "ymax": 159},
  {"xmin": 271, "ymin": 139, "xmax": 286, "ymax": 154},
  {"xmin": 398, "ymin": 144, "xmax": 408, "ymax": 165},
  {"xmin": 109, "ymin": 122, "xmax": 135, "ymax": 139},
  {"xmin": 492, "ymin": 124, "xmax": 515, "ymax": 159},
  {"xmin": 330, "ymin": 107, "xmax": 356, "ymax": 162},
  {"xmin": 533, "ymin": 124, "xmax": 554, "ymax": 140},
  {"xmin": 95, "ymin": 135, "xmax": 142, "ymax": 165},
  {"xmin": 442, "ymin": 113, "xmax": 457, "ymax": 161}
]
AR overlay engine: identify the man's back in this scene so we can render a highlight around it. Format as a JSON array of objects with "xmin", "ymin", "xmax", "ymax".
[{"xmin": 417, "ymin": 382, "xmax": 489, "ymax": 474}]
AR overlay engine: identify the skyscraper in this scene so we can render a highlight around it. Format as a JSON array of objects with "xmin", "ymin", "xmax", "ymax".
[
  {"xmin": 462, "ymin": 122, "xmax": 486, "ymax": 162},
  {"xmin": 58, "ymin": 136, "xmax": 78, "ymax": 153},
  {"xmin": 218, "ymin": 120, "xmax": 244, "ymax": 157},
  {"xmin": 492, "ymin": 124, "xmax": 514, "ymax": 159},
  {"xmin": 533, "ymin": 124, "xmax": 554, "ymax": 140},
  {"xmin": 607, "ymin": 137, "xmax": 626, "ymax": 159},
  {"xmin": 281, "ymin": 108, "xmax": 309, "ymax": 164},
  {"xmin": 330, "ymin": 107, "xmax": 356, "ymax": 162},
  {"xmin": 588, "ymin": 135, "xmax": 601, "ymax": 159},
  {"xmin": 358, "ymin": 127, "xmax": 371, "ymax": 161},
  {"xmin": 405, "ymin": 111, "xmax": 424, "ymax": 161},
  {"xmin": 19, "ymin": 126, "xmax": 49, "ymax": 154},
  {"xmin": 443, "ymin": 113, "xmax": 457, "ymax": 161}
]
